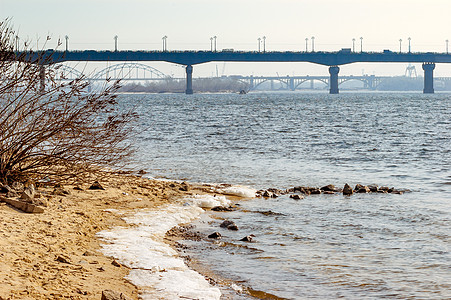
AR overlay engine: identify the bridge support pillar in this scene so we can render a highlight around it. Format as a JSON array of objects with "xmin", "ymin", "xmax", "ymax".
[
  {"xmin": 185, "ymin": 64, "xmax": 193, "ymax": 94},
  {"xmin": 249, "ymin": 75, "xmax": 254, "ymax": 90},
  {"xmin": 329, "ymin": 66, "xmax": 340, "ymax": 94},
  {"xmin": 39, "ymin": 65, "xmax": 45, "ymax": 93},
  {"xmin": 422, "ymin": 63, "xmax": 435, "ymax": 94},
  {"xmin": 289, "ymin": 77, "xmax": 295, "ymax": 91}
]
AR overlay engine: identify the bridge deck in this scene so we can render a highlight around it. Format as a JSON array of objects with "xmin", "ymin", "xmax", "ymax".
[{"xmin": 17, "ymin": 50, "xmax": 451, "ymax": 66}]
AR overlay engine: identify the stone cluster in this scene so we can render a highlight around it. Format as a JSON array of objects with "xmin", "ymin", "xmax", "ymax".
[
  {"xmin": 0, "ymin": 180, "xmax": 112, "ymax": 213},
  {"xmin": 256, "ymin": 183, "xmax": 408, "ymax": 199},
  {"xmin": 0, "ymin": 182, "xmax": 45, "ymax": 213}
]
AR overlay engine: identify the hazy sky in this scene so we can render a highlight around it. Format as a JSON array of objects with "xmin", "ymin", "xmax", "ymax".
[{"xmin": 2, "ymin": 0, "xmax": 451, "ymax": 77}]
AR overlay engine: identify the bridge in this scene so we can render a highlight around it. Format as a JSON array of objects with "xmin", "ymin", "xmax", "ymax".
[
  {"xmin": 55, "ymin": 63, "xmax": 388, "ymax": 90},
  {"xmin": 14, "ymin": 49, "xmax": 451, "ymax": 94},
  {"xmin": 58, "ymin": 63, "xmax": 447, "ymax": 91}
]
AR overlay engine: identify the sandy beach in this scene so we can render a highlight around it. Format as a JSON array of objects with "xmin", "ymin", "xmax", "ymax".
[{"xmin": 0, "ymin": 172, "xmax": 203, "ymax": 300}]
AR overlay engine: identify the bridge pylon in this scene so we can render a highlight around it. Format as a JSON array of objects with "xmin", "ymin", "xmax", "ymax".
[
  {"xmin": 186, "ymin": 65, "xmax": 193, "ymax": 94},
  {"xmin": 329, "ymin": 66, "xmax": 340, "ymax": 94},
  {"xmin": 422, "ymin": 63, "xmax": 435, "ymax": 94}
]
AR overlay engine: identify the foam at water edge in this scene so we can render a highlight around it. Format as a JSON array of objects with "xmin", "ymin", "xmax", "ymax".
[{"xmin": 97, "ymin": 203, "xmax": 221, "ymax": 299}]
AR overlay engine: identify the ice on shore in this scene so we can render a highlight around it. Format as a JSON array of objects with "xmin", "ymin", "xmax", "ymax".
[
  {"xmin": 219, "ymin": 185, "xmax": 257, "ymax": 198},
  {"xmin": 186, "ymin": 194, "xmax": 231, "ymax": 209},
  {"xmin": 97, "ymin": 203, "xmax": 221, "ymax": 300}
]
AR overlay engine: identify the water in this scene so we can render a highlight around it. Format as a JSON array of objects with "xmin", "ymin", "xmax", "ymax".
[{"xmin": 120, "ymin": 92, "xmax": 450, "ymax": 299}]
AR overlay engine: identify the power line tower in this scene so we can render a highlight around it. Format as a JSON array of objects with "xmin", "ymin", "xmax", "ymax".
[{"xmin": 405, "ymin": 64, "xmax": 417, "ymax": 78}]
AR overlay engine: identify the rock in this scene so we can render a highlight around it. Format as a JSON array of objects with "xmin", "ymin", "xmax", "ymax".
[
  {"xmin": 262, "ymin": 190, "xmax": 273, "ymax": 198},
  {"xmin": 227, "ymin": 224, "xmax": 239, "ymax": 230},
  {"xmin": 0, "ymin": 184, "xmax": 9, "ymax": 194},
  {"xmin": 240, "ymin": 235, "xmax": 255, "ymax": 242},
  {"xmin": 32, "ymin": 197, "xmax": 48, "ymax": 207},
  {"xmin": 354, "ymin": 184, "xmax": 364, "ymax": 191},
  {"xmin": 379, "ymin": 186, "xmax": 390, "ymax": 192},
  {"xmin": 6, "ymin": 190, "xmax": 18, "ymax": 198},
  {"xmin": 343, "ymin": 183, "xmax": 353, "ymax": 196},
  {"xmin": 1, "ymin": 197, "xmax": 44, "ymax": 213},
  {"xmin": 52, "ymin": 187, "xmax": 70, "ymax": 196},
  {"xmin": 356, "ymin": 186, "xmax": 371, "ymax": 193},
  {"xmin": 220, "ymin": 220, "xmax": 239, "ymax": 231},
  {"xmin": 208, "ymin": 232, "xmax": 222, "ymax": 239},
  {"xmin": 88, "ymin": 181, "xmax": 105, "ymax": 190},
  {"xmin": 101, "ymin": 290, "xmax": 130, "ymax": 300},
  {"xmin": 137, "ymin": 169, "xmax": 147, "ymax": 175},
  {"xmin": 290, "ymin": 194, "xmax": 304, "ymax": 200},
  {"xmin": 111, "ymin": 260, "xmax": 121, "ymax": 267},
  {"xmin": 285, "ymin": 188, "xmax": 295, "ymax": 193},
  {"xmin": 179, "ymin": 182, "xmax": 189, "ymax": 191},
  {"xmin": 179, "ymin": 183, "xmax": 189, "ymax": 191},
  {"xmin": 391, "ymin": 190, "xmax": 404, "ymax": 195},
  {"xmin": 11, "ymin": 181, "xmax": 24, "ymax": 192},
  {"xmin": 56, "ymin": 255, "xmax": 71, "ymax": 264},
  {"xmin": 320, "ymin": 184, "xmax": 337, "ymax": 192},
  {"xmin": 75, "ymin": 288, "xmax": 88, "ymax": 295},
  {"xmin": 310, "ymin": 188, "xmax": 321, "ymax": 195},
  {"xmin": 1, "ymin": 185, "xmax": 18, "ymax": 197},
  {"xmin": 368, "ymin": 184, "xmax": 379, "ymax": 192},
  {"xmin": 294, "ymin": 186, "xmax": 310, "ymax": 195},
  {"xmin": 211, "ymin": 206, "xmax": 235, "ymax": 212},
  {"xmin": 83, "ymin": 251, "xmax": 95, "ymax": 256},
  {"xmin": 20, "ymin": 184, "xmax": 36, "ymax": 203},
  {"xmin": 257, "ymin": 210, "xmax": 284, "ymax": 216},
  {"xmin": 266, "ymin": 188, "xmax": 285, "ymax": 196},
  {"xmin": 73, "ymin": 186, "xmax": 83, "ymax": 191}
]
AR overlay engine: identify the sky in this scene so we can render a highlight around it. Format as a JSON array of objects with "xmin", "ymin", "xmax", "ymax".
[{"xmin": 2, "ymin": 0, "xmax": 451, "ymax": 77}]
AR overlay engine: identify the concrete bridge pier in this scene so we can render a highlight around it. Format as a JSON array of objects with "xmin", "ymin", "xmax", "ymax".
[
  {"xmin": 185, "ymin": 64, "xmax": 193, "ymax": 94},
  {"xmin": 289, "ymin": 77, "xmax": 295, "ymax": 91},
  {"xmin": 422, "ymin": 63, "xmax": 435, "ymax": 94},
  {"xmin": 329, "ymin": 66, "xmax": 340, "ymax": 94}
]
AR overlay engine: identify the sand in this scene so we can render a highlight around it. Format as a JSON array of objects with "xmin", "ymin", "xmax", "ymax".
[{"xmin": 0, "ymin": 173, "xmax": 197, "ymax": 300}]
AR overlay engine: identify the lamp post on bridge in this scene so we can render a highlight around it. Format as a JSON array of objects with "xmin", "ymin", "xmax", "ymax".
[
  {"xmin": 263, "ymin": 36, "xmax": 266, "ymax": 53},
  {"xmin": 114, "ymin": 35, "xmax": 118, "ymax": 52},
  {"xmin": 162, "ymin": 36, "xmax": 167, "ymax": 51},
  {"xmin": 65, "ymin": 35, "xmax": 69, "ymax": 51},
  {"xmin": 352, "ymin": 38, "xmax": 355, "ymax": 52},
  {"xmin": 360, "ymin": 37, "xmax": 363, "ymax": 53},
  {"xmin": 305, "ymin": 38, "xmax": 308, "ymax": 52},
  {"xmin": 408, "ymin": 37, "xmax": 411, "ymax": 53},
  {"xmin": 257, "ymin": 37, "xmax": 261, "ymax": 52},
  {"xmin": 210, "ymin": 37, "xmax": 213, "ymax": 51},
  {"xmin": 446, "ymin": 39, "xmax": 449, "ymax": 54},
  {"xmin": 15, "ymin": 35, "xmax": 19, "ymax": 51},
  {"xmin": 213, "ymin": 36, "xmax": 217, "ymax": 52},
  {"xmin": 399, "ymin": 38, "xmax": 402, "ymax": 53},
  {"xmin": 311, "ymin": 36, "xmax": 315, "ymax": 52}
]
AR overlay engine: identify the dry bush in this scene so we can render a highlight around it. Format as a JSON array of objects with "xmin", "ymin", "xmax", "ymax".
[{"xmin": 0, "ymin": 20, "xmax": 137, "ymax": 184}]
